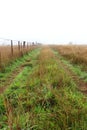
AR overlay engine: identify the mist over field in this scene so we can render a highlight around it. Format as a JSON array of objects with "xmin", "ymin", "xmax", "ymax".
[{"xmin": 0, "ymin": 0, "xmax": 87, "ymax": 44}]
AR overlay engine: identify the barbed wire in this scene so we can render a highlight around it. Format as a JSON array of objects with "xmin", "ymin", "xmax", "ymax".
[{"xmin": 0, "ymin": 37, "xmax": 34, "ymax": 46}]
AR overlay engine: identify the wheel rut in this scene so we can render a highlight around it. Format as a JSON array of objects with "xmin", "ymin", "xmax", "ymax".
[
  {"xmin": 0, "ymin": 65, "xmax": 24, "ymax": 94},
  {"xmin": 0, "ymin": 48, "xmax": 41, "ymax": 94},
  {"xmin": 54, "ymin": 51, "xmax": 87, "ymax": 95},
  {"xmin": 61, "ymin": 61, "xmax": 87, "ymax": 94}
]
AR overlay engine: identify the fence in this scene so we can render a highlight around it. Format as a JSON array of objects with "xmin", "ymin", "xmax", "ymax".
[{"xmin": 0, "ymin": 38, "xmax": 37, "ymax": 71}]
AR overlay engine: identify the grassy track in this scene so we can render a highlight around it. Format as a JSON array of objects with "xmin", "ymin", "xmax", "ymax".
[
  {"xmin": 52, "ymin": 49, "xmax": 87, "ymax": 94},
  {"xmin": 0, "ymin": 46, "xmax": 87, "ymax": 130},
  {"xmin": 0, "ymin": 48, "xmax": 40, "ymax": 93}
]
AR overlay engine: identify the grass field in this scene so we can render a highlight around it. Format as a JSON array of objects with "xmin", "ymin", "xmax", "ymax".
[{"xmin": 0, "ymin": 45, "xmax": 87, "ymax": 130}]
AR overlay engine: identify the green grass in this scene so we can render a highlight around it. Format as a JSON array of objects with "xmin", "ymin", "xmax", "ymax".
[
  {"xmin": 0, "ymin": 47, "xmax": 87, "ymax": 130},
  {"xmin": 0, "ymin": 48, "xmax": 41, "ymax": 129},
  {"xmin": 0, "ymin": 48, "xmax": 40, "ymax": 87}
]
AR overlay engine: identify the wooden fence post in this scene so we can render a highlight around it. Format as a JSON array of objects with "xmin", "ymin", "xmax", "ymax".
[
  {"xmin": 20, "ymin": 42, "xmax": 23, "ymax": 56},
  {"xmin": 11, "ymin": 40, "xmax": 13, "ymax": 56},
  {"xmin": 23, "ymin": 41, "xmax": 26, "ymax": 48},
  {"xmin": 18, "ymin": 41, "xmax": 20, "ymax": 52}
]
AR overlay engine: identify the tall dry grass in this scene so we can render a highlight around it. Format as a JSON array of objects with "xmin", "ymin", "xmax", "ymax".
[
  {"xmin": 0, "ymin": 45, "xmax": 34, "ymax": 71},
  {"xmin": 52, "ymin": 45, "xmax": 87, "ymax": 65}
]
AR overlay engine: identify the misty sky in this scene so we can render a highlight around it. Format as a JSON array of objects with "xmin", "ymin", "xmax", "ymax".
[{"xmin": 0, "ymin": 0, "xmax": 87, "ymax": 44}]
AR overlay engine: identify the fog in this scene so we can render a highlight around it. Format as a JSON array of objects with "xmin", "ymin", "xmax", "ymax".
[{"xmin": 0, "ymin": 0, "xmax": 87, "ymax": 45}]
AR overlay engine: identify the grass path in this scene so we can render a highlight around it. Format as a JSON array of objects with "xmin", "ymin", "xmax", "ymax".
[
  {"xmin": 0, "ymin": 46, "xmax": 87, "ymax": 130},
  {"xmin": 52, "ymin": 49, "xmax": 87, "ymax": 94},
  {"xmin": 0, "ymin": 48, "xmax": 40, "ymax": 94}
]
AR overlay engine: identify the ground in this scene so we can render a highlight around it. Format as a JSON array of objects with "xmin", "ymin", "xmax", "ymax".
[{"xmin": 0, "ymin": 46, "xmax": 87, "ymax": 130}]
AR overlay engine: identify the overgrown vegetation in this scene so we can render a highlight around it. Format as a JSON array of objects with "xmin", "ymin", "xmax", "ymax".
[
  {"xmin": 52, "ymin": 45, "xmax": 87, "ymax": 70},
  {"xmin": 0, "ymin": 45, "xmax": 36, "ymax": 71},
  {"xmin": 0, "ymin": 46, "xmax": 87, "ymax": 130}
]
